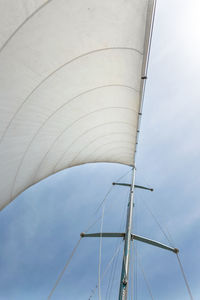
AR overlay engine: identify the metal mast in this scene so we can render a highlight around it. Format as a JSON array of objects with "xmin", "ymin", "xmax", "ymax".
[
  {"xmin": 118, "ymin": 167, "xmax": 135, "ymax": 300},
  {"xmin": 81, "ymin": 167, "xmax": 178, "ymax": 299}
]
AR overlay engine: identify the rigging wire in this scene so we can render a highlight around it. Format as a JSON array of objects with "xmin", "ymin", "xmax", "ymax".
[
  {"xmin": 165, "ymin": 226, "xmax": 176, "ymax": 248},
  {"xmin": 47, "ymin": 168, "xmax": 131, "ymax": 299},
  {"xmin": 89, "ymin": 241, "xmax": 123, "ymax": 299},
  {"xmin": 107, "ymin": 243, "xmax": 122, "ymax": 300},
  {"xmin": 134, "ymin": 174, "xmax": 193, "ymax": 300},
  {"xmin": 105, "ymin": 246, "xmax": 116, "ymax": 300},
  {"xmin": 176, "ymin": 254, "xmax": 194, "ymax": 300},
  {"xmin": 106, "ymin": 186, "xmax": 130, "ymax": 299},
  {"xmin": 135, "ymin": 248, "xmax": 154, "ymax": 300},
  {"xmin": 134, "ymin": 242, "xmax": 138, "ymax": 300},
  {"xmin": 94, "ymin": 186, "xmax": 113, "ymax": 215},
  {"xmin": 133, "ymin": 194, "xmax": 138, "ymax": 300},
  {"xmin": 47, "ymin": 237, "xmax": 81, "ymax": 300},
  {"xmin": 138, "ymin": 194, "xmax": 193, "ymax": 300},
  {"xmin": 136, "ymin": 172, "xmax": 174, "ymax": 245},
  {"xmin": 105, "ymin": 237, "xmax": 120, "ymax": 299},
  {"xmin": 115, "ymin": 167, "xmax": 133, "ymax": 183},
  {"xmin": 98, "ymin": 203, "xmax": 105, "ymax": 300},
  {"xmin": 95, "ymin": 168, "xmax": 131, "ymax": 299},
  {"xmin": 94, "ymin": 167, "xmax": 132, "ymax": 214},
  {"xmin": 142, "ymin": 198, "xmax": 174, "ymax": 247},
  {"xmin": 130, "ymin": 240, "xmax": 134, "ymax": 300},
  {"xmin": 47, "ymin": 215, "xmax": 102, "ymax": 299},
  {"xmin": 84, "ymin": 215, "xmax": 102, "ymax": 233}
]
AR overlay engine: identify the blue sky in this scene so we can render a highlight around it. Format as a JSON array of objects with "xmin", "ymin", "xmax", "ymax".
[{"xmin": 0, "ymin": 0, "xmax": 200, "ymax": 299}]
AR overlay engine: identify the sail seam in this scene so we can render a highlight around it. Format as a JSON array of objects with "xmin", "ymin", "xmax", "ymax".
[
  {"xmin": 10, "ymin": 85, "xmax": 137, "ymax": 200},
  {"xmin": 30, "ymin": 107, "xmax": 136, "ymax": 188},
  {"xmin": 0, "ymin": 0, "xmax": 53, "ymax": 54},
  {"xmin": 53, "ymin": 129, "xmax": 136, "ymax": 172},
  {"xmin": 0, "ymin": 47, "xmax": 142, "ymax": 146}
]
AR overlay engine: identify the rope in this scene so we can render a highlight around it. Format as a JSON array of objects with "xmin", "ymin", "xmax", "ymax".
[
  {"xmin": 176, "ymin": 254, "xmax": 193, "ymax": 300},
  {"xmin": 47, "ymin": 238, "xmax": 81, "ymax": 300}
]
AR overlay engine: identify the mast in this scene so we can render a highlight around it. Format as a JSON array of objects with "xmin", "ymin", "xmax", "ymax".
[
  {"xmin": 118, "ymin": 167, "xmax": 135, "ymax": 300},
  {"xmin": 81, "ymin": 169, "xmax": 178, "ymax": 299}
]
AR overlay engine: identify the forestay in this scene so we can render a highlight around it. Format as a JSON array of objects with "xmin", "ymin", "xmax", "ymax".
[{"xmin": 0, "ymin": 0, "xmax": 155, "ymax": 209}]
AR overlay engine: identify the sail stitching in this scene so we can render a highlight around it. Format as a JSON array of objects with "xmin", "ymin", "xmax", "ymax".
[
  {"xmin": 10, "ymin": 84, "xmax": 137, "ymax": 200},
  {"xmin": 0, "ymin": 0, "xmax": 52, "ymax": 54},
  {"xmin": 83, "ymin": 142, "xmax": 135, "ymax": 162},
  {"xmin": 11, "ymin": 106, "xmax": 136, "ymax": 200},
  {"xmin": 0, "ymin": 47, "xmax": 142, "ymax": 146},
  {"xmin": 54, "ymin": 130, "xmax": 136, "ymax": 172},
  {"xmin": 31, "ymin": 107, "xmax": 135, "ymax": 185}
]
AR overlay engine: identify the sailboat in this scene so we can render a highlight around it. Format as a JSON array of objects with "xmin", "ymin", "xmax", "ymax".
[{"xmin": 0, "ymin": 0, "xmax": 196, "ymax": 299}]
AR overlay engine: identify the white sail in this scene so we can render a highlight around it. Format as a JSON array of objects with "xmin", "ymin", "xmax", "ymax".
[{"xmin": 0, "ymin": 0, "xmax": 155, "ymax": 209}]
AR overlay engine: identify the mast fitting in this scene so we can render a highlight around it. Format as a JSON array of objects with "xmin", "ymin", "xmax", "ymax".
[{"xmin": 112, "ymin": 182, "xmax": 153, "ymax": 192}]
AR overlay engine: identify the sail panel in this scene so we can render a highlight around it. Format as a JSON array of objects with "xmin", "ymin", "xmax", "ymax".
[{"xmin": 0, "ymin": 0, "xmax": 155, "ymax": 209}]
